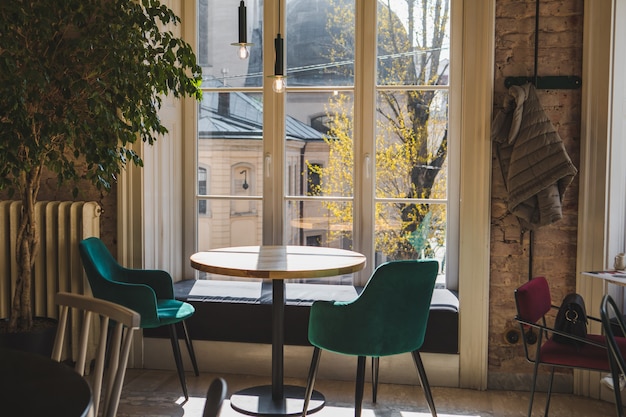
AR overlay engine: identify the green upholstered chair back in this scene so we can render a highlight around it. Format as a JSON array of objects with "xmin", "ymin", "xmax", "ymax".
[
  {"xmin": 308, "ymin": 259, "xmax": 439, "ymax": 357},
  {"xmin": 79, "ymin": 237, "xmax": 161, "ymax": 327},
  {"xmin": 79, "ymin": 236, "xmax": 122, "ymax": 289}
]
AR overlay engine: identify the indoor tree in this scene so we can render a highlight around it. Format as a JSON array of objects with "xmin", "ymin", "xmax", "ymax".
[{"xmin": 0, "ymin": 0, "xmax": 202, "ymax": 332}]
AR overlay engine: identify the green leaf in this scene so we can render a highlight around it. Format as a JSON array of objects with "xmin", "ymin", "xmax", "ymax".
[{"xmin": 0, "ymin": 0, "xmax": 202, "ymax": 197}]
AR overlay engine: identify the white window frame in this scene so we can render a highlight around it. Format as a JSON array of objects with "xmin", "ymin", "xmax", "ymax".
[
  {"xmin": 576, "ymin": 0, "xmax": 626, "ymax": 399},
  {"xmin": 120, "ymin": 0, "xmax": 495, "ymax": 389}
]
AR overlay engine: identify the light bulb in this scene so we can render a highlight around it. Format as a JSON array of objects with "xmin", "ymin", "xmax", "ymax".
[
  {"xmin": 238, "ymin": 45, "xmax": 249, "ymax": 60},
  {"xmin": 231, "ymin": 1, "xmax": 252, "ymax": 60},
  {"xmin": 272, "ymin": 76, "xmax": 286, "ymax": 93}
]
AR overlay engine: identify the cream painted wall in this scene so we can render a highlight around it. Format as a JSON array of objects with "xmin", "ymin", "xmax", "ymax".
[{"xmin": 577, "ymin": 0, "xmax": 626, "ymax": 400}]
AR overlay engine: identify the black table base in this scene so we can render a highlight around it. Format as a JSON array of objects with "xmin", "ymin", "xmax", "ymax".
[
  {"xmin": 229, "ymin": 281, "xmax": 325, "ymax": 416},
  {"xmin": 230, "ymin": 385, "xmax": 325, "ymax": 416}
]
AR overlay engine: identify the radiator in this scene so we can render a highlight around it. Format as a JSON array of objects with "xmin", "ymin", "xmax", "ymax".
[{"xmin": 0, "ymin": 200, "xmax": 101, "ymax": 360}]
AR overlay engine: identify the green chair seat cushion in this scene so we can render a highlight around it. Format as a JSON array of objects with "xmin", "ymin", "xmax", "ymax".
[{"xmin": 142, "ymin": 299, "xmax": 195, "ymax": 328}]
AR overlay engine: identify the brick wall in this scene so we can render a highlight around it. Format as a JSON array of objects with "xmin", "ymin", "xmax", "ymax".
[{"xmin": 489, "ymin": 0, "xmax": 583, "ymax": 389}]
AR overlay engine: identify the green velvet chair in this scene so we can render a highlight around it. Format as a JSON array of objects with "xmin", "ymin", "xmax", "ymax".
[
  {"xmin": 301, "ymin": 259, "xmax": 439, "ymax": 417},
  {"xmin": 79, "ymin": 237, "xmax": 199, "ymax": 400}
]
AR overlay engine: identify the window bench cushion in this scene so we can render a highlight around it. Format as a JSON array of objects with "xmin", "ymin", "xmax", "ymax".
[{"xmin": 144, "ymin": 279, "xmax": 459, "ymax": 354}]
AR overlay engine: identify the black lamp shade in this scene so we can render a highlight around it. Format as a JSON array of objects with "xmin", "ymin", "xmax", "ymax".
[
  {"xmin": 238, "ymin": 1, "xmax": 247, "ymax": 44},
  {"xmin": 274, "ymin": 34, "xmax": 284, "ymax": 76}
]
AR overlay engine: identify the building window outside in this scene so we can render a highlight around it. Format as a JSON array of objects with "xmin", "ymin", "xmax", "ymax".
[
  {"xmin": 231, "ymin": 165, "xmax": 255, "ymax": 215},
  {"xmin": 198, "ymin": 166, "xmax": 208, "ymax": 216},
  {"xmin": 307, "ymin": 163, "xmax": 322, "ymax": 196}
]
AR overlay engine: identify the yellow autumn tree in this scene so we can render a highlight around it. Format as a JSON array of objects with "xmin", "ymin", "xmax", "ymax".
[{"xmin": 308, "ymin": 0, "xmax": 449, "ymax": 259}]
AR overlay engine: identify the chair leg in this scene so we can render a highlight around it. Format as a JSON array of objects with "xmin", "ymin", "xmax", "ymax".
[
  {"xmin": 372, "ymin": 357, "xmax": 379, "ymax": 403},
  {"xmin": 543, "ymin": 367, "xmax": 555, "ymax": 417},
  {"xmin": 168, "ymin": 323, "xmax": 189, "ymax": 401},
  {"xmin": 609, "ymin": 354, "xmax": 625, "ymax": 417},
  {"xmin": 355, "ymin": 356, "xmax": 366, "ymax": 417},
  {"xmin": 181, "ymin": 320, "xmax": 199, "ymax": 376},
  {"xmin": 527, "ymin": 349, "xmax": 542, "ymax": 417},
  {"xmin": 302, "ymin": 347, "xmax": 322, "ymax": 417},
  {"xmin": 411, "ymin": 350, "xmax": 437, "ymax": 417}
]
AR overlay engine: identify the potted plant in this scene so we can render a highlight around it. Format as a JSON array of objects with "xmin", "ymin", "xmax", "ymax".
[{"xmin": 0, "ymin": 0, "xmax": 202, "ymax": 336}]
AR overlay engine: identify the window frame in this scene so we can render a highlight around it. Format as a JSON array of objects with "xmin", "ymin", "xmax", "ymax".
[
  {"xmin": 191, "ymin": 0, "xmax": 461, "ymax": 288},
  {"xmin": 122, "ymin": 0, "xmax": 495, "ymax": 389}
]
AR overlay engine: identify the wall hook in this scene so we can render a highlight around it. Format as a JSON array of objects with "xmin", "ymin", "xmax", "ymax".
[{"xmin": 504, "ymin": 0, "xmax": 581, "ymax": 90}]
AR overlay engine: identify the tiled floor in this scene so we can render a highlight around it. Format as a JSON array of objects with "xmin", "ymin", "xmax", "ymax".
[{"xmin": 116, "ymin": 369, "xmax": 619, "ymax": 416}]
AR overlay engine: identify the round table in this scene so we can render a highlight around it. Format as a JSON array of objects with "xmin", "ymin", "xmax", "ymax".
[
  {"xmin": 0, "ymin": 347, "xmax": 93, "ymax": 416},
  {"xmin": 190, "ymin": 245, "xmax": 366, "ymax": 416}
]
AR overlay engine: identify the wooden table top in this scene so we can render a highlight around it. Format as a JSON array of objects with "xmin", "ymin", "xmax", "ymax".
[{"xmin": 190, "ymin": 245, "xmax": 366, "ymax": 280}]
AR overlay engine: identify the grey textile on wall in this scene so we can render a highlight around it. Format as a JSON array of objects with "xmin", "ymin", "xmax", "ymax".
[{"xmin": 491, "ymin": 83, "xmax": 578, "ymax": 228}]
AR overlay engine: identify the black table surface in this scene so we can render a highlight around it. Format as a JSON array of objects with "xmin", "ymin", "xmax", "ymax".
[{"xmin": 0, "ymin": 347, "xmax": 93, "ymax": 416}]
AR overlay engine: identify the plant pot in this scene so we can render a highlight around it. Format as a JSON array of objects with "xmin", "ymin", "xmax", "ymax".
[{"xmin": 0, "ymin": 317, "xmax": 58, "ymax": 357}]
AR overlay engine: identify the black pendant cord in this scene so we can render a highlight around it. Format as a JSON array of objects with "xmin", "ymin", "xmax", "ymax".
[
  {"xmin": 528, "ymin": 0, "xmax": 538, "ymax": 281},
  {"xmin": 533, "ymin": 0, "xmax": 539, "ymax": 86},
  {"xmin": 276, "ymin": 0, "xmax": 283, "ymax": 74},
  {"xmin": 528, "ymin": 229, "xmax": 534, "ymax": 281}
]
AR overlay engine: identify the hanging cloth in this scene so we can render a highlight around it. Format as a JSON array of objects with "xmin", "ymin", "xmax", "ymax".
[{"xmin": 491, "ymin": 82, "xmax": 578, "ymax": 229}]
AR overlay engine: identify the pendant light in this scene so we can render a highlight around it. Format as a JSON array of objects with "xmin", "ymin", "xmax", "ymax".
[
  {"xmin": 231, "ymin": 1, "xmax": 253, "ymax": 60},
  {"xmin": 268, "ymin": 0, "xmax": 286, "ymax": 93}
]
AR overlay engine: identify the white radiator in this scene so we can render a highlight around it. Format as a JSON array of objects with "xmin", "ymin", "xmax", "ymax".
[{"xmin": 0, "ymin": 200, "xmax": 101, "ymax": 360}]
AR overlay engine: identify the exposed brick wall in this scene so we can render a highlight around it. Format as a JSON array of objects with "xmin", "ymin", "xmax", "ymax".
[
  {"xmin": 39, "ymin": 168, "xmax": 118, "ymax": 256},
  {"xmin": 489, "ymin": 0, "xmax": 583, "ymax": 389}
]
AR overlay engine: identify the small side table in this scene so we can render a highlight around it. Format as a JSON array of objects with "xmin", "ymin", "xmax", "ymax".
[
  {"xmin": 191, "ymin": 245, "xmax": 366, "ymax": 416},
  {"xmin": 0, "ymin": 347, "xmax": 93, "ymax": 417}
]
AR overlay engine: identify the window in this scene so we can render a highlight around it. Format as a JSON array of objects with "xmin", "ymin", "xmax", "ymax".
[
  {"xmin": 198, "ymin": 166, "xmax": 208, "ymax": 216},
  {"xmin": 134, "ymin": 0, "xmax": 493, "ymax": 386},
  {"xmin": 195, "ymin": 0, "xmax": 456, "ymax": 287},
  {"xmin": 306, "ymin": 235, "xmax": 322, "ymax": 247},
  {"xmin": 307, "ymin": 163, "xmax": 322, "ymax": 196},
  {"xmin": 231, "ymin": 165, "xmax": 255, "ymax": 215}
]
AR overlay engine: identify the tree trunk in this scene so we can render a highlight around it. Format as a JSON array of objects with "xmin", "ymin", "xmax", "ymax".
[{"xmin": 8, "ymin": 167, "xmax": 42, "ymax": 333}]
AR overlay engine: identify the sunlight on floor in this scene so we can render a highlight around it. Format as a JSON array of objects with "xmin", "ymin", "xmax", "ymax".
[
  {"xmin": 175, "ymin": 396, "xmax": 484, "ymax": 417},
  {"xmin": 342, "ymin": 407, "xmax": 478, "ymax": 417},
  {"xmin": 119, "ymin": 369, "xmax": 619, "ymax": 417}
]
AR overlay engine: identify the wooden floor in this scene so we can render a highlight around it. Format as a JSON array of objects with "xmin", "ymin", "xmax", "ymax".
[{"xmin": 116, "ymin": 369, "xmax": 619, "ymax": 417}]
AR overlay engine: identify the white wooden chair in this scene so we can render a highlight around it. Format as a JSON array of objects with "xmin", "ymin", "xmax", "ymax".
[{"xmin": 52, "ymin": 292, "xmax": 140, "ymax": 417}]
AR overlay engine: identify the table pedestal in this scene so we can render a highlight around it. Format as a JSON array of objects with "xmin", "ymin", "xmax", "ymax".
[
  {"xmin": 230, "ymin": 280, "xmax": 325, "ymax": 416},
  {"xmin": 230, "ymin": 385, "xmax": 324, "ymax": 416}
]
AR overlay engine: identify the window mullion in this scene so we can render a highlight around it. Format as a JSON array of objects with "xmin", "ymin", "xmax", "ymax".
[
  {"xmin": 352, "ymin": 0, "xmax": 377, "ymax": 284},
  {"xmin": 263, "ymin": 0, "xmax": 285, "ymax": 245}
]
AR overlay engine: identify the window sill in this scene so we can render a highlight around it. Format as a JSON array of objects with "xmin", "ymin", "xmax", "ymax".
[{"xmin": 144, "ymin": 279, "xmax": 459, "ymax": 354}]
